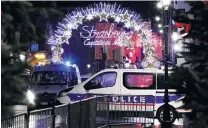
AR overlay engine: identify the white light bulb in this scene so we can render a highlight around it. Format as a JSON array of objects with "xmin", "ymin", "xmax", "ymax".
[
  {"xmin": 155, "ymin": 16, "xmax": 160, "ymax": 21},
  {"xmin": 67, "ymin": 23, "xmax": 74, "ymax": 29},
  {"xmin": 19, "ymin": 54, "xmax": 26, "ymax": 61},
  {"xmin": 115, "ymin": 16, "xmax": 121, "ymax": 23},
  {"xmin": 135, "ymin": 25, "xmax": 140, "ymax": 31},
  {"xmin": 159, "ymin": 29, "xmax": 163, "ymax": 34},
  {"xmin": 87, "ymin": 64, "xmax": 91, "ymax": 68},
  {"xmin": 86, "ymin": 14, "xmax": 93, "ymax": 20},
  {"xmin": 158, "ymin": 24, "xmax": 162, "ymax": 28},
  {"xmin": 157, "ymin": 2, "xmax": 163, "ymax": 9}
]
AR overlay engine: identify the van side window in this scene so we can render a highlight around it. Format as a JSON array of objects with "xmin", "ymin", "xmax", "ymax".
[
  {"xmin": 84, "ymin": 72, "xmax": 117, "ymax": 90},
  {"xmin": 157, "ymin": 73, "xmax": 179, "ymax": 89},
  {"xmin": 123, "ymin": 73, "xmax": 156, "ymax": 89},
  {"xmin": 157, "ymin": 73, "xmax": 165, "ymax": 89},
  {"xmin": 101, "ymin": 72, "xmax": 117, "ymax": 87}
]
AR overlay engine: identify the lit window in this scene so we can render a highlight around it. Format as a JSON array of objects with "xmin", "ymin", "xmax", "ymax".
[{"xmin": 123, "ymin": 73, "xmax": 155, "ymax": 89}]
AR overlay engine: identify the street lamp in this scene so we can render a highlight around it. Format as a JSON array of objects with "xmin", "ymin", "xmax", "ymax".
[{"xmin": 156, "ymin": 0, "xmax": 173, "ymax": 127}]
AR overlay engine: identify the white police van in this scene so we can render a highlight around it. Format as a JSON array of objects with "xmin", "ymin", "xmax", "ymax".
[
  {"xmin": 26, "ymin": 63, "xmax": 81, "ymax": 109},
  {"xmin": 57, "ymin": 68, "xmax": 185, "ymax": 122}
]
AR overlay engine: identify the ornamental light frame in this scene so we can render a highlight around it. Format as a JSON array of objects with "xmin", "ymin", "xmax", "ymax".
[{"xmin": 47, "ymin": 2, "xmax": 153, "ymax": 64}]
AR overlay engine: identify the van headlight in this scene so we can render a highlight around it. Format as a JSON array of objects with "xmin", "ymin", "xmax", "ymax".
[
  {"xmin": 58, "ymin": 91, "xmax": 68, "ymax": 97},
  {"xmin": 61, "ymin": 92, "xmax": 68, "ymax": 97},
  {"xmin": 58, "ymin": 87, "xmax": 74, "ymax": 97},
  {"xmin": 26, "ymin": 90, "xmax": 36, "ymax": 105}
]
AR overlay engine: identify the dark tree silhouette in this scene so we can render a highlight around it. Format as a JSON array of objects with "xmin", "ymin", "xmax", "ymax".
[
  {"xmin": 1, "ymin": 1, "xmax": 64, "ymax": 118},
  {"xmin": 171, "ymin": 1, "xmax": 208, "ymax": 127}
]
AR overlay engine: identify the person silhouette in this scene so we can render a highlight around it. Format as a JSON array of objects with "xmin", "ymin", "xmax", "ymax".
[{"xmin": 135, "ymin": 56, "xmax": 141, "ymax": 69}]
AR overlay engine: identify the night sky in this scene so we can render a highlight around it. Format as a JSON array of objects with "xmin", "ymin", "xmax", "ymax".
[{"xmin": 32, "ymin": 1, "xmax": 160, "ymax": 73}]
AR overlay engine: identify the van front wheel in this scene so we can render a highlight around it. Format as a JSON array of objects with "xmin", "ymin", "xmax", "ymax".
[{"xmin": 156, "ymin": 105, "xmax": 177, "ymax": 124}]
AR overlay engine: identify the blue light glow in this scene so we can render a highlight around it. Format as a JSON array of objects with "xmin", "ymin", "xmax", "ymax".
[
  {"xmin": 172, "ymin": 20, "xmax": 175, "ymax": 25},
  {"xmin": 66, "ymin": 61, "xmax": 71, "ymax": 66}
]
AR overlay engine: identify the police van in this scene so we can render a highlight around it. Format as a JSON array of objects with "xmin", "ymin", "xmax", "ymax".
[
  {"xmin": 57, "ymin": 68, "xmax": 185, "ymax": 122},
  {"xmin": 26, "ymin": 63, "xmax": 81, "ymax": 109}
]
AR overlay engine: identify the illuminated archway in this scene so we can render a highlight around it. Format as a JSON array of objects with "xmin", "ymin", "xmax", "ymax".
[{"xmin": 47, "ymin": 3, "xmax": 160, "ymax": 69}]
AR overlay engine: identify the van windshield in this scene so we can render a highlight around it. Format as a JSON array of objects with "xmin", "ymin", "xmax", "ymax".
[{"xmin": 32, "ymin": 71, "xmax": 67, "ymax": 85}]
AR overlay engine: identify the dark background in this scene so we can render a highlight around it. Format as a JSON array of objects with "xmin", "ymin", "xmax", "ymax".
[{"xmin": 32, "ymin": 1, "xmax": 160, "ymax": 73}]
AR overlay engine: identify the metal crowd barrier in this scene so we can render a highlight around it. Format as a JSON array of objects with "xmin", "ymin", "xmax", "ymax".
[
  {"xmin": 96, "ymin": 95, "xmax": 155, "ymax": 127},
  {"xmin": 1, "ymin": 113, "xmax": 27, "ymax": 128},
  {"xmin": 1, "ymin": 95, "xmax": 155, "ymax": 128},
  {"xmin": 29, "ymin": 107, "xmax": 53, "ymax": 128}
]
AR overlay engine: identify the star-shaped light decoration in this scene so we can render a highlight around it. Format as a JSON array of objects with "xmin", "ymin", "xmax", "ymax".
[
  {"xmin": 121, "ymin": 11, "xmax": 133, "ymax": 23},
  {"xmin": 62, "ymin": 31, "xmax": 72, "ymax": 44},
  {"xmin": 141, "ymin": 33, "xmax": 147, "ymax": 43},
  {"xmin": 61, "ymin": 35, "xmax": 68, "ymax": 44},
  {"xmin": 86, "ymin": 14, "xmax": 93, "ymax": 20},
  {"xmin": 109, "ymin": 12, "xmax": 116, "ymax": 19},
  {"xmin": 124, "ymin": 22, "xmax": 131, "ymax": 28},
  {"xmin": 66, "ymin": 21, "xmax": 79, "ymax": 30},
  {"xmin": 133, "ymin": 22, "xmax": 141, "ymax": 31},
  {"xmin": 98, "ymin": 10, "xmax": 109, "ymax": 22},
  {"xmin": 73, "ymin": 12, "xmax": 84, "ymax": 24},
  {"xmin": 56, "ymin": 37, "xmax": 63, "ymax": 45},
  {"xmin": 67, "ymin": 23, "xmax": 74, "ymax": 30},
  {"xmin": 115, "ymin": 15, "xmax": 122, "ymax": 23}
]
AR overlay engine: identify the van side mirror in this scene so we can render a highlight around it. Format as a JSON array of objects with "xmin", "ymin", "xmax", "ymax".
[{"xmin": 85, "ymin": 81, "xmax": 97, "ymax": 90}]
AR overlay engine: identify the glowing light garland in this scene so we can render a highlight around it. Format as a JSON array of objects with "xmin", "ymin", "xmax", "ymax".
[{"xmin": 48, "ymin": 2, "xmax": 154, "ymax": 66}]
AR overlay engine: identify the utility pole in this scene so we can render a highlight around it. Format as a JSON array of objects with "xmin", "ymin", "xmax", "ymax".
[{"xmin": 161, "ymin": 7, "xmax": 172, "ymax": 128}]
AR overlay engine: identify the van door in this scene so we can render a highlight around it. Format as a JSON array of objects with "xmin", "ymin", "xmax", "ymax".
[
  {"xmin": 119, "ymin": 72, "xmax": 157, "ymax": 106},
  {"xmin": 83, "ymin": 71, "xmax": 118, "ymax": 96}
]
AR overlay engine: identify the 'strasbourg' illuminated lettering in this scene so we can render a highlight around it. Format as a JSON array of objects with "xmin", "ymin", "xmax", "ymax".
[{"xmin": 80, "ymin": 24, "xmax": 133, "ymax": 47}]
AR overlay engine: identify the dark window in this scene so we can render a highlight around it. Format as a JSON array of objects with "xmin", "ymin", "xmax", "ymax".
[
  {"xmin": 123, "ymin": 73, "xmax": 156, "ymax": 89},
  {"xmin": 84, "ymin": 72, "xmax": 117, "ymax": 90},
  {"xmin": 69, "ymin": 67, "xmax": 78, "ymax": 85},
  {"xmin": 157, "ymin": 73, "xmax": 166, "ymax": 89},
  {"xmin": 157, "ymin": 73, "xmax": 179, "ymax": 89},
  {"xmin": 32, "ymin": 71, "xmax": 67, "ymax": 85}
]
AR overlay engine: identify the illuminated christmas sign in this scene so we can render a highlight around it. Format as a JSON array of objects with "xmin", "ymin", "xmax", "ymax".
[
  {"xmin": 47, "ymin": 3, "xmax": 162, "ymax": 69},
  {"xmin": 80, "ymin": 24, "xmax": 134, "ymax": 47}
]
